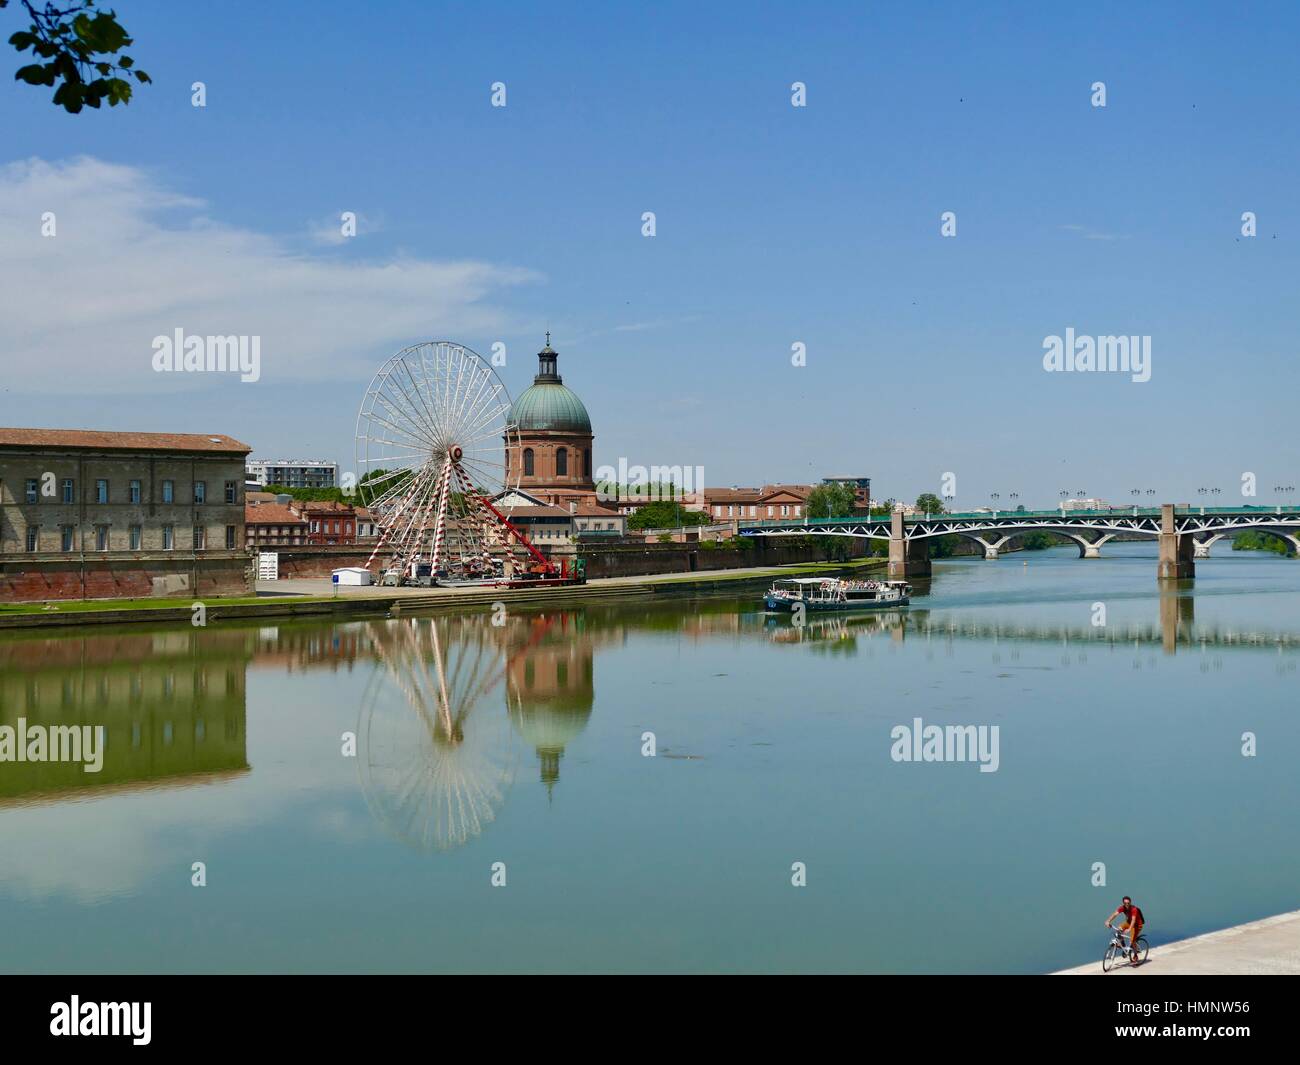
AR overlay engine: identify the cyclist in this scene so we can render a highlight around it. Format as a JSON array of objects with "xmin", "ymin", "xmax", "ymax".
[{"xmin": 1105, "ymin": 896, "xmax": 1145, "ymax": 960}]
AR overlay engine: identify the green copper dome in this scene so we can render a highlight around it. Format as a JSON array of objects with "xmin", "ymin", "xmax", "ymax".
[{"xmin": 509, "ymin": 340, "xmax": 592, "ymax": 433}]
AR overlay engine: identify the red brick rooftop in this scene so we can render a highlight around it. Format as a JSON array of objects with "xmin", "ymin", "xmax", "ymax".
[
  {"xmin": 0, "ymin": 428, "xmax": 252, "ymax": 454},
  {"xmin": 244, "ymin": 502, "xmax": 304, "ymax": 525}
]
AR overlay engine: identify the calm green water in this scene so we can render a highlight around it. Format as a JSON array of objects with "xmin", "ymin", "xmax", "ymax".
[{"xmin": 2, "ymin": 543, "xmax": 1299, "ymax": 973}]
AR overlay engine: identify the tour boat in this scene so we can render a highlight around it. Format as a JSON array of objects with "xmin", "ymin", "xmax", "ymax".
[{"xmin": 763, "ymin": 576, "xmax": 911, "ymax": 612}]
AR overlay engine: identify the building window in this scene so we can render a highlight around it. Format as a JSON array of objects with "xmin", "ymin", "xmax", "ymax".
[
  {"xmin": 162, "ymin": 524, "xmax": 174, "ymax": 550},
  {"xmin": 311, "ymin": 520, "xmax": 319, "ymax": 533},
  {"xmin": 194, "ymin": 481, "xmax": 206, "ymax": 504},
  {"xmin": 584, "ymin": 449, "xmax": 591, "ymax": 477},
  {"xmin": 96, "ymin": 479, "xmax": 109, "ymax": 504},
  {"xmin": 767, "ymin": 505, "xmax": 774, "ymax": 516},
  {"xmin": 225, "ymin": 481, "xmax": 237, "ymax": 504},
  {"xmin": 61, "ymin": 478, "xmax": 74, "ymax": 504},
  {"xmin": 129, "ymin": 479, "xmax": 142, "ymax": 504},
  {"xmin": 523, "ymin": 448, "xmax": 534, "ymax": 477},
  {"xmin": 26, "ymin": 526, "xmax": 39, "ymax": 552},
  {"xmin": 25, "ymin": 478, "xmax": 38, "ymax": 504},
  {"xmin": 162, "ymin": 479, "xmax": 174, "ymax": 504},
  {"xmin": 794, "ymin": 505, "xmax": 802, "ymax": 516},
  {"xmin": 61, "ymin": 525, "xmax": 74, "ymax": 552},
  {"xmin": 556, "ymin": 447, "xmax": 568, "ymax": 476},
  {"xmin": 129, "ymin": 525, "xmax": 142, "ymax": 550},
  {"xmin": 226, "ymin": 525, "xmax": 236, "ymax": 549},
  {"xmin": 193, "ymin": 526, "xmax": 206, "ymax": 550},
  {"xmin": 95, "ymin": 525, "xmax": 109, "ymax": 551}
]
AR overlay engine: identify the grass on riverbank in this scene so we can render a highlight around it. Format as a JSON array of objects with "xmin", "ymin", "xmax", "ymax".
[{"xmin": 0, "ymin": 594, "xmax": 335, "ymax": 615}]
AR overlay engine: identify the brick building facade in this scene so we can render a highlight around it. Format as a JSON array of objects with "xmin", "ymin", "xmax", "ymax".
[{"xmin": 0, "ymin": 429, "xmax": 253, "ymax": 601}]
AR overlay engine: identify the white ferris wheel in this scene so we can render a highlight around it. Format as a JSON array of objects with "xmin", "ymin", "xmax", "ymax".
[{"xmin": 355, "ymin": 341, "xmax": 546, "ymax": 583}]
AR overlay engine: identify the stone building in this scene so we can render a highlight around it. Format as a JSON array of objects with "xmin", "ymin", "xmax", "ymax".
[
  {"xmin": 506, "ymin": 336, "xmax": 596, "ymax": 506},
  {"xmin": 0, "ymin": 428, "xmax": 252, "ymax": 601}
]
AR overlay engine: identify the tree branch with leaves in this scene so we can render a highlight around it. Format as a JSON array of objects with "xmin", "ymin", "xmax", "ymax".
[{"xmin": 4, "ymin": 0, "xmax": 149, "ymax": 112}]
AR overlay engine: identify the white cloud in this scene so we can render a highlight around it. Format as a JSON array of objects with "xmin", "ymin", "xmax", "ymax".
[{"xmin": 0, "ymin": 157, "xmax": 541, "ymax": 393}]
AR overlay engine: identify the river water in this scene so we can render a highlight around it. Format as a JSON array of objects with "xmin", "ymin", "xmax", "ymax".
[{"xmin": 2, "ymin": 543, "xmax": 1297, "ymax": 973}]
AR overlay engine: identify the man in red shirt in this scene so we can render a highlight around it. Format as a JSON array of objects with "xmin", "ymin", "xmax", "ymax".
[{"xmin": 1105, "ymin": 896, "xmax": 1145, "ymax": 961}]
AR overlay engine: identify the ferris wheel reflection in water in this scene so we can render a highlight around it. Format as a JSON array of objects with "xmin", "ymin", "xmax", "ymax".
[{"xmin": 356, "ymin": 612, "xmax": 596, "ymax": 853}]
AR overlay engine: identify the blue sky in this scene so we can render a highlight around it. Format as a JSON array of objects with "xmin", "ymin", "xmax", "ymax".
[{"xmin": 3, "ymin": 0, "xmax": 1298, "ymax": 507}]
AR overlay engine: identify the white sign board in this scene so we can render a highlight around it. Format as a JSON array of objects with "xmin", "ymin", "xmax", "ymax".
[{"xmin": 257, "ymin": 552, "xmax": 280, "ymax": 580}]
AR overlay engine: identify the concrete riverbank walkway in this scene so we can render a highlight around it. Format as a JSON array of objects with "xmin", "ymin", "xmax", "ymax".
[{"xmin": 1053, "ymin": 909, "xmax": 1300, "ymax": 975}]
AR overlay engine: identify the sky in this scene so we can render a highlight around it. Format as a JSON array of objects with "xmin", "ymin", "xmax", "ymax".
[{"xmin": 2, "ymin": 0, "xmax": 1298, "ymax": 509}]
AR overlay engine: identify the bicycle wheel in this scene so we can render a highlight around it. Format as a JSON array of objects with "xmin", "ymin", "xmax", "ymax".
[
  {"xmin": 1102, "ymin": 944, "xmax": 1119, "ymax": 972},
  {"xmin": 1134, "ymin": 936, "xmax": 1149, "ymax": 965}
]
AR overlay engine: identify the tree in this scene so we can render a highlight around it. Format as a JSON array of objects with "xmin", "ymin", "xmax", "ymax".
[
  {"xmin": 915, "ymin": 492, "xmax": 945, "ymax": 515},
  {"xmin": 4, "ymin": 0, "xmax": 150, "ymax": 112},
  {"xmin": 628, "ymin": 500, "xmax": 709, "ymax": 531},
  {"xmin": 806, "ymin": 482, "xmax": 856, "ymax": 518}
]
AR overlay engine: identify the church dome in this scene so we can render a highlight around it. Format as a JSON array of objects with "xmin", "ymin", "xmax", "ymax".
[{"xmin": 508, "ymin": 340, "xmax": 592, "ymax": 433}]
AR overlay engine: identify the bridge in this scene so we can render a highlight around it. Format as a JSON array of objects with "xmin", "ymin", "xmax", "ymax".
[{"xmin": 738, "ymin": 504, "xmax": 1300, "ymax": 580}]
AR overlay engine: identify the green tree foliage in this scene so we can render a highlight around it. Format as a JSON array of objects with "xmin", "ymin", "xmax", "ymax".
[
  {"xmin": 1232, "ymin": 530, "xmax": 1292, "ymax": 556},
  {"xmin": 915, "ymin": 492, "xmax": 945, "ymax": 514},
  {"xmin": 5, "ymin": 1, "xmax": 151, "ymax": 112},
  {"xmin": 355, "ymin": 467, "xmax": 412, "ymax": 506},
  {"xmin": 806, "ymin": 482, "xmax": 857, "ymax": 518},
  {"xmin": 263, "ymin": 484, "xmax": 347, "ymax": 504},
  {"xmin": 1018, "ymin": 531, "xmax": 1057, "ymax": 550},
  {"xmin": 627, "ymin": 500, "xmax": 710, "ymax": 530}
]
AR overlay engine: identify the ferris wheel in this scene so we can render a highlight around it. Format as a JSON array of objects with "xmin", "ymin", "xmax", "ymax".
[{"xmin": 356, "ymin": 341, "xmax": 548, "ymax": 583}]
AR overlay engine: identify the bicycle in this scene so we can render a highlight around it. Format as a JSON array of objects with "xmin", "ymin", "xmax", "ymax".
[{"xmin": 1102, "ymin": 925, "xmax": 1149, "ymax": 971}]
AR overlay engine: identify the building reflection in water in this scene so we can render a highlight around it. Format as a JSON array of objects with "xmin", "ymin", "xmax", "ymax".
[
  {"xmin": 3, "ymin": 592, "xmax": 1292, "ymax": 845},
  {"xmin": 0, "ymin": 629, "xmax": 250, "ymax": 806},
  {"xmin": 505, "ymin": 612, "xmax": 596, "ymax": 800}
]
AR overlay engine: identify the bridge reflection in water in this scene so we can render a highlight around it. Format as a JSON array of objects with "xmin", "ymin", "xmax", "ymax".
[{"xmin": 761, "ymin": 594, "xmax": 1300, "ymax": 659}]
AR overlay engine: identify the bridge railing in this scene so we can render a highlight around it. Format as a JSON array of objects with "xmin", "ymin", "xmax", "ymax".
[{"xmin": 739, "ymin": 505, "xmax": 1300, "ymax": 528}]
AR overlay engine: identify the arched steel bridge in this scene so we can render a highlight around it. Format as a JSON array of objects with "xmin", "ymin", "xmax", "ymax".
[{"xmin": 738, "ymin": 504, "xmax": 1300, "ymax": 579}]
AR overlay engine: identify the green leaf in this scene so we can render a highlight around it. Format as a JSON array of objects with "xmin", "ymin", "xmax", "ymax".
[
  {"xmin": 8, "ymin": 30, "xmax": 36, "ymax": 49},
  {"xmin": 15, "ymin": 63, "xmax": 54, "ymax": 86},
  {"xmin": 53, "ymin": 82, "xmax": 85, "ymax": 113}
]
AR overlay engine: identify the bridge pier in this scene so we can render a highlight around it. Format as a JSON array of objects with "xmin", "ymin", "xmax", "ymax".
[
  {"xmin": 1193, "ymin": 534, "xmax": 1222, "ymax": 559},
  {"xmin": 1074, "ymin": 532, "xmax": 1115, "ymax": 559},
  {"xmin": 1158, "ymin": 503, "xmax": 1195, "ymax": 580},
  {"xmin": 888, "ymin": 510, "xmax": 931, "ymax": 578},
  {"xmin": 969, "ymin": 534, "xmax": 1011, "ymax": 560}
]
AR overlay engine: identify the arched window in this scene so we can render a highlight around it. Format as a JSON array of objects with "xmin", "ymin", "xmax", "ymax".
[
  {"xmin": 584, "ymin": 449, "xmax": 591, "ymax": 477},
  {"xmin": 556, "ymin": 447, "xmax": 568, "ymax": 476},
  {"xmin": 523, "ymin": 448, "xmax": 534, "ymax": 477}
]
